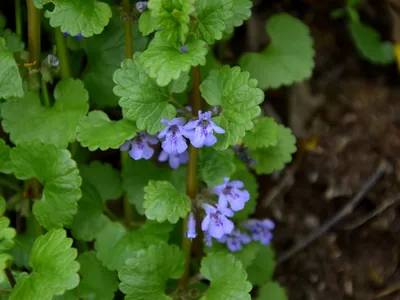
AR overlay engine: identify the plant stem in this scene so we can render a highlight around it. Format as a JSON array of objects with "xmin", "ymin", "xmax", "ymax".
[
  {"xmin": 122, "ymin": 0, "xmax": 134, "ymax": 59},
  {"xmin": 14, "ymin": 239, "xmax": 30, "ymax": 254},
  {"xmin": 104, "ymin": 205, "xmax": 118, "ymax": 221},
  {"xmin": 15, "ymin": 0, "xmax": 22, "ymax": 39},
  {"xmin": 121, "ymin": 0, "xmax": 135, "ymax": 227},
  {"xmin": 41, "ymin": 80, "xmax": 50, "ymax": 106},
  {"xmin": 54, "ymin": 27, "xmax": 71, "ymax": 79},
  {"xmin": 26, "ymin": 0, "xmax": 40, "ymax": 89},
  {"xmin": 168, "ymin": 95, "xmax": 192, "ymax": 118},
  {"xmin": 5, "ymin": 269, "xmax": 16, "ymax": 288},
  {"xmin": 180, "ymin": 66, "xmax": 202, "ymax": 287},
  {"xmin": 30, "ymin": 179, "xmax": 43, "ymax": 236},
  {"xmin": 0, "ymin": 178, "xmax": 20, "ymax": 192}
]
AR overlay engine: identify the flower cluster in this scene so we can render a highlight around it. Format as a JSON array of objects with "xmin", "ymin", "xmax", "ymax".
[
  {"xmin": 185, "ymin": 177, "xmax": 275, "ymax": 252},
  {"xmin": 120, "ymin": 110, "xmax": 224, "ymax": 169}
]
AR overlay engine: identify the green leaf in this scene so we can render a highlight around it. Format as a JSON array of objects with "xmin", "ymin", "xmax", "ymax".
[
  {"xmin": 198, "ymin": 147, "xmax": 236, "ymax": 187},
  {"xmin": 95, "ymin": 221, "xmax": 172, "ymax": 271},
  {"xmin": 1, "ymin": 79, "xmax": 89, "ymax": 148},
  {"xmin": 70, "ymin": 182, "xmax": 110, "ymax": 241},
  {"xmin": 205, "ymin": 241, "xmax": 260, "ymax": 269},
  {"xmin": 140, "ymin": 36, "xmax": 208, "ymax": 86},
  {"xmin": 348, "ymin": 21, "xmax": 394, "ymax": 65},
  {"xmin": 239, "ymin": 13, "xmax": 315, "ymax": 90},
  {"xmin": 1, "ymin": 29, "xmax": 25, "ymax": 53},
  {"xmin": 243, "ymin": 117, "xmax": 279, "ymax": 149},
  {"xmin": 122, "ymin": 159, "xmax": 171, "ymax": 215},
  {"xmin": 82, "ymin": 7, "xmax": 148, "ymax": 107},
  {"xmin": 113, "ymin": 52, "xmax": 176, "ymax": 134},
  {"xmin": 35, "ymin": 0, "xmax": 112, "ymax": 37},
  {"xmin": 119, "ymin": 243, "xmax": 185, "ymax": 300},
  {"xmin": 80, "ymin": 161, "xmax": 123, "ymax": 201},
  {"xmin": 73, "ymin": 251, "xmax": 118, "ymax": 300},
  {"xmin": 77, "ymin": 111, "xmax": 137, "ymax": 151},
  {"xmin": 231, "ymin": 160, "xmax": 258, "ymax": 221},
  {"xmin": 148, "ymin": 0, "xmax": 195, "ymax": 43},
  {"xmin": 143, "ymin": 180, "xmax": 191, "ymax": 223},
  {"xmin": 223, "ymin": 0, "xmax": 252, "ymax": 35},
  {"xmin": 0, "ymin": 216, "xmax": 16, "ymax": 252},
  {"xmin": 0, "ymin": 38, "xmax": 23, "ymax": 99},
  {"xmin": 10, "ymin": 141, "xmax": 82, "ymax": 230},
  {"xmin": 249, "ymin": 124, "xmax": 296, "ymax": 175},
  {"xmin": 9, "ymin": 229, "xmax": 79, "ymax": 300},
  {"xmin": 0, "ymin": 253, "xmax": 13, "ymax": 284},
  {"xmin": 200, "ymin": 252, "xmax": 252, "ymax": 300},
  {"xmin": 256, "ymin": 282, "xmax": 287, "ymax": 300},
  {"xmin": 0, "ymin": 139, "xmax": 12, "ymax": 174},
  {"xmin": 246, "ymin": 245, "xmax": 275, "ymax": 286},
  {"xmin": 195, "ymin": 0, "xmax": 233, "ymax": 44},
  {"xmin": 139, "ymin": 11, "xmax": 156, "ymax": 36},
  {"xmin": 200, "ymin": 65, "xmax": 264, "ymax": 149}
]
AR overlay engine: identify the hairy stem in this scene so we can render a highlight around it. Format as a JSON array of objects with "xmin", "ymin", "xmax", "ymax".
[
  {"xmin": 121, "ymin": 0, "xmax": 135, "ymax": 227},
  {"xmin": 26, "ymin": 0, "xmax": 40, "ymax": 89},
  {"xmin": 5, "ymin": 269, "xmax": 16, "ymax": 288},
  {"xmin": 180, "ymin": 66, "xmax": 202, "ymax": 287},
  {"xmin": 54, "ymin": 28, "xmax": 71, "ymax": 79},
  {"xmin": 15, "ymin": 0, "xmax": 22, "ymax": 39}
]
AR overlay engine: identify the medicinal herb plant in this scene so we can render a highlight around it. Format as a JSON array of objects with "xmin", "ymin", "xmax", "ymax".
[{"xmin": 0, "ymin": 0, "xmax": 318, "ymax": 299}]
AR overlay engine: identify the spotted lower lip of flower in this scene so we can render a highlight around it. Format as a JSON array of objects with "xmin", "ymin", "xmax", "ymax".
[
  {"xmin": 183, "ymin": 110, "xmax": 225, "ymax": 148},
  {"xmin": 158, "ymin": 117, "xmax": 189, "ymax": 155},
  {"xmin": 217, "ymin": 229, "xmax": 251, "ymax": 252},
  {"xmin": 244, "ymin": 219, "xmax": 275, "ymax": 245},
  {"xmin": 120, "ymin": 131, "xmax": 158, "ymax": 160},
  {"xmin": 201, "ymin": 204, "xmax": 234, "ymax": 239},
  {"xmin": 158, "ymin": 150, "xmax": 189, "ymax": 169},
  {"xmin": 212, "ymin": 177, "xmax": 250, "ymax": 212}
]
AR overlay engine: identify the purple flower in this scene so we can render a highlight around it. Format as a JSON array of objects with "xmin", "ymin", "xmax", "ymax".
[
  {"xmin": 180, "ymin": 45, "xmax": 188, "ymax": 53},
  {"xmin": 158, "ymin": 150, "xmax": 189, "ymax": 169},
  {"xmin": 217, "ymin": 229, "xmax": 251, "ymax": 252},
  {"xmin": 74, "ymin": 33, "xmax": 84, "ymax": 40},
  {"xmin": 158, "ymin": 118, "xmax": 189, "ymax": 155},
  {"xmin": 204, "ymin": 231, "xmax": 213, "ymax": 247},
  {"xmin": 244, "ymin": 219, "xmax": 275, "ymax": 245},
  {"xmin": 183, "ymin": 110, "xmax": 225, "ymax": 148},
  {"xmin": 212, "ymin": 177, "xmax": 250, "ymax": 212},
  {"xmin": 120, "ymin": 131, "xmax": 158, "ymax": 160},
  {"xmin": 201, "ymin": 204, "xmax": 234, "ymax": 239},
  {"xmin": 136, "ymin": 1, "xmax": 148, "ymax": 12},
  {"xmin": 47, "ymin": 54, "xmax": 59, "ymax": 67},
  {"xmin": 184, "ymin": 212, "xmax": 197, "ymax": 241}
]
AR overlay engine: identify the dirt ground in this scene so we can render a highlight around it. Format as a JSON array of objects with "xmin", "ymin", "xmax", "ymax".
[{"xmin": 240, "ymin": 1, "xmax": 400, "ymax": 299}]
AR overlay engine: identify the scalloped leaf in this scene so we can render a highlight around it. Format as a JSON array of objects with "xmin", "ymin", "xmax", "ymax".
[
  {"xmin": 239, "ymin": 13, "xmax": 315, "ymax": 90},
  {"xmin": 246, "ymin": 245, "xmax": 276, "ymax": 286},
  {"xmin": 348, "ymin": 21, "xmax": 394, "ymax": 65},
  {"xmin": 1, "ymin": 79, "xmax": 89, "ymax": 148},
  {"xmin": 148, "ymin": 0, "xmax": 195, "ymax": 43},
  {"xmin": 223, "ymin": 0, "xmax": 252, "ymax": 35},
  {"xmin": 0, "ymin": 38, "xmax": 23, "ymax": 99},
  {"xmin": 0, "ymin": 196, "xmax": 16, "ymax": 283},
  {"xmin": 140, "ymin": 36, "xmax": 208, "ymax": 86},
  {"xmin": 243, "ymin": 117, "xmax": 279, "ymax": 149},
  {"xmin": 143, "ymin": 180, "xmax": 191, "ymax": 223},
  {"xmin": 95, "ymin": 221, "xmax": 172, "ymax": 271},
  {"xmin": 200, "ymin": 252, "xmax": 252, "ymax": 299},
  {"xmin": 0, "ymin": 139, "xmax": 12, "ymax": 174},
  {"xmin": 139, "ymin": 11, "xmax": 156, "ymax": 36},
  {"xmin": 82, "ymin": 7, "xmax": 148, "ymax": 107},
  {"xmin": 200, "ymin": 65, "xmax": 264, "ymax": 150},
  {"xmin": 256, "ymin": 282, "xmax": 287, "ymax": 300},
  {"xmin": 122, "ymin": 159, "xmax": 171, "ymax": 215},
  {"xmin": 34, "ymin": 0, "xmax": 112, "ymax": 37},
  {"xmin": 9, "ymin": 229, "xmax": 79, "ymax": 300},
  {"xmin": 119, "ymin": 243, "xmax": 185, "ymax": 300},
  {"xmin": 249, "ymin": 125, "xmax": 296, "ymax": 175},
  {"xmin": 195, "ymin": 0, "xmax": 233, "ymax": 44},
  {"xmin": 113, "ymin": 52, "xmax": 177, "ymax": 134},
  {"xmin": 77, "ymin": 111, "xmax": 137, "ymax": 151},
  {"xmin": 198, "ymin": 147, "xmax": 236, "ymax": 187},
  {"xmin": 10, "ymin": 141, "xmax": 82, "ymax": 230}
]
